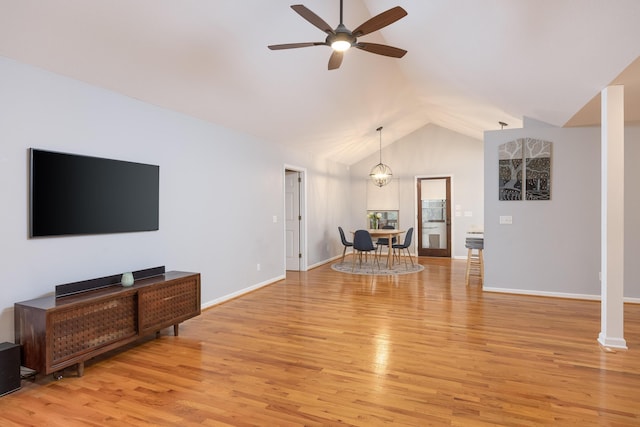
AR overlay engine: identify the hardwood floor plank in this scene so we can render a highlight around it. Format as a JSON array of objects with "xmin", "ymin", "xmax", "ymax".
[{"xmin": 1, "ymin": 257, "xmax": 639, "ymax": 426}]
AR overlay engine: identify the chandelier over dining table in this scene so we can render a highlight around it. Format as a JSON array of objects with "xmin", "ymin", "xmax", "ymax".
[{"xmin": 369, "ymin": 126, "xmax": 393, "ymax": 187}]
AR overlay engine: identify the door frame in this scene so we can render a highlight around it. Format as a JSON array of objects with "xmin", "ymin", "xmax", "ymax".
[
  {"xmin": 284, "ymin": 165, "xmax": 307, "ymax": 271},
  {"xmin": 415, "ymin": 175, "xmax": 453, "ymax": 257}
]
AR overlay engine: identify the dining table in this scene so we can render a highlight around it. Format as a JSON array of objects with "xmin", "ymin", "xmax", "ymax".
[{"xmin": 353, "ymin": 229, "xmax": 405, "ymax": 269}]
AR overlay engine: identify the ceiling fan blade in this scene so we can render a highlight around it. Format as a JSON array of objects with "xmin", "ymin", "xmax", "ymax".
[
  {"xmin": 328, "ymin": 51, "xmax": 344, "ymax": 70},
  {"xmin": 268, "ymin": 42, "xmax": 326, "ymax": 50},
  {"xmin": 291, "ymin": 4, "xmax": 335, "ymax": 35},
  {"xmin": 356, "ymin": 42, "xmax": 407, "ymax": 58},
  {"xmin": 352, "ymin": 6, "xmax": 407, "ymax": 37}
]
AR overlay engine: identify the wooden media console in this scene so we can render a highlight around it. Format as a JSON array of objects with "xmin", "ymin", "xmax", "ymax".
[{"xmin": 14, "ymin": 270, "xmax": 200, "ymax": 377}]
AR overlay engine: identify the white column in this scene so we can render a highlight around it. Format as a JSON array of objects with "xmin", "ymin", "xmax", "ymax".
[{"xmin": 598, "ymin": 85, "xmax": 627, "ymax": 349}]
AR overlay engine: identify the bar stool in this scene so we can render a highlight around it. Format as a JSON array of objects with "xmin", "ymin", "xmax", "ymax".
[{"xmin": 465, "ymin": 237, "xmax": 484, "ymax": 285}]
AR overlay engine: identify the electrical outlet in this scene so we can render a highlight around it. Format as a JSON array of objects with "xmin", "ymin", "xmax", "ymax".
[{"xmin": 257, "ymin": 264, "xmax": 261, "ymax": 271}]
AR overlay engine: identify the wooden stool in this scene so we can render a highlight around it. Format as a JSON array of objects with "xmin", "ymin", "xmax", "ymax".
[{"xmin": 465, "ymin": 238, "xmax": 484, "ymax": 285}]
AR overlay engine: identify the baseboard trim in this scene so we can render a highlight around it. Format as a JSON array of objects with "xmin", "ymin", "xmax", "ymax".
[
  {"xmin": 483, "ymin": 286, "xmax": 640, "ymax": 304},
  {"xmin": 483, "ymin": 287, "xmax": 600, "ymax": 300},
  {"xmin": 200, "ymin": 275, "xmax": 640, "ymax": 309},
  {"xmin": 308, "ymin": 255, "xmax": 341, "ymax": 270},
  {"xmin": 201, "ymin": 274, "xmax": 286, "ymax": 310},
  {"xmin": 598, "ymin": 333, "xmax": 628, "ymax": 350}
]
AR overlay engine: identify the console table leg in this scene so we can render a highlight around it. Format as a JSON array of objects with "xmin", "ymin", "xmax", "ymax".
[
  {"xmin": 174, "ymin": 324, "xmax": 179, "ymax": 336},
  {"xmin": 77, "ymin": 361, "xmax": 84, "ymax": 377}
]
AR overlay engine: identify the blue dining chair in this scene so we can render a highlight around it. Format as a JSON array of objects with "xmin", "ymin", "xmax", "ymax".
[
  {"xmin": 392, "ymin": 227, "xmax": 414, "ymax": 267},
  {"xmin": 338, "ymin": 226, "xmax": 353, "ymax": 263},
  {"xmin": 352, "ymin": 229, "xmax": 379, "ymax": 273},
  {"xmin": 375, "ymin": 225, "xmax": 397, "ymax": 258}
]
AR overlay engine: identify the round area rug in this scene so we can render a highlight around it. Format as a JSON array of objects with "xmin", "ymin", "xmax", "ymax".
[{"xmin": 331, "ymin": 260, "xmax": 424, "ymax": 275}]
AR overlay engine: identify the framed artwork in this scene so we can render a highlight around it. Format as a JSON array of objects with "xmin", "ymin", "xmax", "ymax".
[
  {"xmin": 524, "ymin": 139, "xmax": 551, "ymax": 200},
  {"xmin": 498, "ymin": 140, "xmax": 523, "ymax": 200},
  {"xmin": 499, "ymin": 138, "xmax": 551, "ymax": 201}
]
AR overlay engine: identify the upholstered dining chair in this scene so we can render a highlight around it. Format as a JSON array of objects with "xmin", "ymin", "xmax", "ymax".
[
  {"xmin": 375, "ymin": 225, "xmax": 397, "ymax": 258},
  {"xmin": 352, "ymin": 229, "xmax": 379, "ymax": 273},
  {"xmin": 392, "ymin": 227, "xmax": 415, "ymax": 267},
  {"xmin": 338, "ymin": 226, "xmax": 353, "ymax": 263}
]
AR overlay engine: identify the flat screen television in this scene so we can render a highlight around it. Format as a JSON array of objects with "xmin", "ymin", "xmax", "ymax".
[{"xmin": 29, "ymin": 148, "xmax": 159, "ymax": 237}]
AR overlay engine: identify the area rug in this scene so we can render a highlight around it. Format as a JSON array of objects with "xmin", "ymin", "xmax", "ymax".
[{"xmin": 331, "ymin": 259, "xmax": 424, "ymax": 276}]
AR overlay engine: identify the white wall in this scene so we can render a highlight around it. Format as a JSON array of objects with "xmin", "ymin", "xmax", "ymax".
[
  {"xmin": 0, "ymin": 57, "xmax": 351, "ymax": 342},
  {"xmin": 624, "ymin": 126, "xmax": 640, "ymax": 299},
  {"xmin": 349, "ymin": 124, "xmax": 484, "ymax": 258},
  {"xmin": 299, "ymin": 156, "xmax": 352, "ymax": 265},
  {"xmin": 484, "ymin": 122, "xmax": 640, "ymax": 299}
]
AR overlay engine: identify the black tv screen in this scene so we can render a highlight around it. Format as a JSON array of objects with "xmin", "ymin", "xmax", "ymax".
[{"xmin": 29, "ymin": 149, "xmax": 159, "ymax": 237}]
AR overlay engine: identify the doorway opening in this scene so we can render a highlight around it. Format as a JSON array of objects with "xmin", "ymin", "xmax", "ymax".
[
  {"xmin": 285, "ymin": 167, "xmax": 306, "ymax": 271},
  {"xmin": 417, "ymin": 177, "xmax": 452, "ymax": 257}
]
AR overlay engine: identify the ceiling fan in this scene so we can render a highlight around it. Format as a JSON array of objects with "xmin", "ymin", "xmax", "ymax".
[{"xmin": 268, "ymin": 0, "xmax": 407, "ymax": 70}]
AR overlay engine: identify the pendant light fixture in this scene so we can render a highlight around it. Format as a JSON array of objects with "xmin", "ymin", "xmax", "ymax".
[{"xmin": 369, "ymin": 126, "xmax": 393, "ymax": 187}]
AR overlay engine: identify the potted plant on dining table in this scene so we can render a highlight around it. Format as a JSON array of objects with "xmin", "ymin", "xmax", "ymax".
[{"xmin": 367, "ymin": 212, "xmax": 382, "ymax": 229}]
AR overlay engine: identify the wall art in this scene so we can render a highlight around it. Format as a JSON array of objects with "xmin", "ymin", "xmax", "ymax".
[{"xmin": 499, "ymin": 138, "xmax": 551, "ymax": 201}]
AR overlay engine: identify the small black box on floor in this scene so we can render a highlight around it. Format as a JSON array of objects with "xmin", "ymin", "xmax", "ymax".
[{"xmin": 0, "ymin": 342, "xmax": 21, "ymax": 396}]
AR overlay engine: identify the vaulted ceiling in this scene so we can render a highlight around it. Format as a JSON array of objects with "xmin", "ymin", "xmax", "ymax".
[{"xmin": 1, "ymin": 0, "xmax": 639, "ymax": 165}]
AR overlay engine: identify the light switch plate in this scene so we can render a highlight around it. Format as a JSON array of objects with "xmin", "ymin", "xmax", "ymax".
[{"xmin": 499, "ymin": 215, "xmax": 513, "ymax": 225}]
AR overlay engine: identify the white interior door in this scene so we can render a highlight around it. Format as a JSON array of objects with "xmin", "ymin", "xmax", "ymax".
[{"xmin": 285, "ymin": 170, "xmax": 301, "ymax": 270}]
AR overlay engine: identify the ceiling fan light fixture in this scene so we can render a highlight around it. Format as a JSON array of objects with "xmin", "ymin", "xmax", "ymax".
[
  {"xmin": 268, "ymin": 2, "xmax": 407, "ymax": 70},
  {"xmin": 330, "ymin": 28, "xmax": 353, "ymax": 52},
  {"xmin": 331, "ymin": 39, "xmax": 351, "ymax": 52}
]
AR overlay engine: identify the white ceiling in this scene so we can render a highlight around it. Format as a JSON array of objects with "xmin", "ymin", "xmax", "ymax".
[{"xmin": 1, "ymin": 0, "xmax": 639, "ymax": 165}]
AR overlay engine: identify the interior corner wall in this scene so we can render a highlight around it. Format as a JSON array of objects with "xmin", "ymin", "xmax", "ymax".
[
  {"xmin": 349, "ymin": 124, "xmax": 484, "ymax": 258},
  {"xmin": 0, "ymin": 56, "xmax": 351, "ymax": 342},
  {"xmin": 484, "ymin": 124, "xmax": 640, "ymax": 299}
]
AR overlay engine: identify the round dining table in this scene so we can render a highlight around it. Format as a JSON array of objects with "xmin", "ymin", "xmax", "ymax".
[{"xmin": 352, "ymin": 229, "xmax": 405, "ymax": 269}]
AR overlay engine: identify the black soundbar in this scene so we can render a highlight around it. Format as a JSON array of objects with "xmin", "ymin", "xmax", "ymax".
[{"xmin": 55, "ymin": 266, "xmax": 166, "ymax": 298}]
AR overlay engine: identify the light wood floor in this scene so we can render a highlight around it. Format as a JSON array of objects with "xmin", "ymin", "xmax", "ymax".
[{"xmin": 2, "ymin": 257, "xmax": 640, "ymax": 426}]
